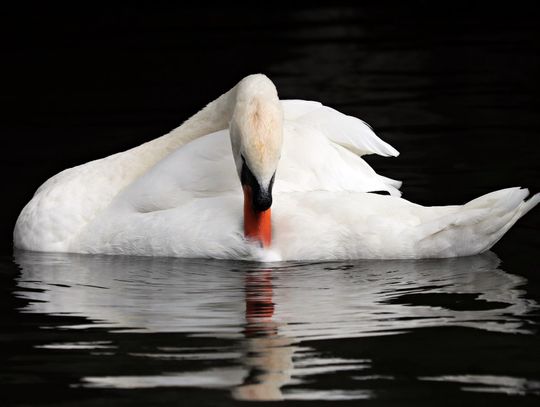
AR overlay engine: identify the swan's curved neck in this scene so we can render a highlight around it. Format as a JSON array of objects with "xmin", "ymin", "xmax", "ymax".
[
  {"xmin": 135, "ymin": 74, "xmax": 280, "ymax": 173},
  {"xmin": 139, "ymin": 86, "xmax": 238, "ymax": 160}
]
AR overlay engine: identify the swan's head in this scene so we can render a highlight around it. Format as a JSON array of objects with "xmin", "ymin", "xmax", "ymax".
[{"xmin": 230, "ymin": 74, "xmax": 283, "ymax": 247}]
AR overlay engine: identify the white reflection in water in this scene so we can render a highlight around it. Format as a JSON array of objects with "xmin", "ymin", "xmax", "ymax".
[
  {"xmin": 419, "ymin": 375, "xmax": 540, "ymax": 396},
  {"xmin": 14, "ymin": 251, "xmax": 537, "ymax": 400},
  {"xmin": 80, "ymin": 368, "xmax": 246, "ymax": 389},
  {"xmin": 35, "ymin": 341, "xmax": 115, "ymax": 350},
  {"xmin": 15, "ymin": 251, "xmax": 535, "ymax": 336}
]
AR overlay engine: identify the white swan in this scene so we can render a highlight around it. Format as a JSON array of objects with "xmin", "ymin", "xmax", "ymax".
[{"xmin": 14, "ymin": 74, "xmax": 539, "ymax": 260}]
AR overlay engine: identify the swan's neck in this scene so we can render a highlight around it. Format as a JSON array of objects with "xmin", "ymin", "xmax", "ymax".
[
  {"xmin": 137, "ymin": 86, "xmax": 237, "ymax": 161},
  {"xmin": 134, "ymin": 74, "xmax": 279, "ymax": 172}
]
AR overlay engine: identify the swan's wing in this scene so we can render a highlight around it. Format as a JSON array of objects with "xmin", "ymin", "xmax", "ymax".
[
  {"xmin": 282, "ymin": 99, "xmax": 323, "ymax": 120},
  {"xmin": 281, "ymin": 99, "xmax": 399, "ymax": 157},
  {"xmin": 101, "ymin": 130, "xmax": 243, "ymax": 217},
  {"xmin": 278, "ymin": 122, "xmax": 402, "ymax": 196}
]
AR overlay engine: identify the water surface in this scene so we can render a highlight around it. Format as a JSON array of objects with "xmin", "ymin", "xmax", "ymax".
[{"xmin": 2, "ymin": 250, "xmax": 539, "ymax": 405}]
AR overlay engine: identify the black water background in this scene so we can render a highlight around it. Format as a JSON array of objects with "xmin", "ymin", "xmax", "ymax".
[{"xmin": 1, "ymin": 3, "xmax": 540, "ymax": 406}]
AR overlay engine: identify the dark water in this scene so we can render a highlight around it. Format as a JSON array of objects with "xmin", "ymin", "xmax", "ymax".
[
  {"xmin": 2, "ymin": 249, "xmax": 540, "ymax": 405},
  {"xmin": 2, "ymin": 4, "xmax": 540, "ymax": 406}
]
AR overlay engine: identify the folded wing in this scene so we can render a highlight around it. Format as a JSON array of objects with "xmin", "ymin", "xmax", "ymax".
[{"xmin": 282, "ymin": 99, "xmax": 399, "ymax": 157}]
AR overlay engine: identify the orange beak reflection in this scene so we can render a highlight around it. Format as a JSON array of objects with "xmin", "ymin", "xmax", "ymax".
[{"xmin": 243, "ymin": 186, "xmax": 272, "ymax": 248}]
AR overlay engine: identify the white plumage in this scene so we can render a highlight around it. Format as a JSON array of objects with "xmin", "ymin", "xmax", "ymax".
[{"xmin": 13, "ymin": 74, "xmax": 539, "ymax": 260}]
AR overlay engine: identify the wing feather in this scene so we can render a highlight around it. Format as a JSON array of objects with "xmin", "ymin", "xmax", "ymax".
[{"xmin": 282, "ymin": 99, "xmax": 399, "ymax": 157}]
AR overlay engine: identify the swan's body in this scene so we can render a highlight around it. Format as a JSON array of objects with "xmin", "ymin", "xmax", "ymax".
[{"xmin": 14, "ymin": 74, "xmax": 539, "ymax": 260}]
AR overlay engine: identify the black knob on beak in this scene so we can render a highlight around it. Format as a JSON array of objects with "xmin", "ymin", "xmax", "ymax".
[{"xmin": 241, "ymin": 156, "xmax": 275, "ymax": 212}]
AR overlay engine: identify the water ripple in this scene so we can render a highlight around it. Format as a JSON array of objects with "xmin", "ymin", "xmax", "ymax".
[{"xmin": 12, "ymin": 250, "xmax": 538, "ymax": 400}]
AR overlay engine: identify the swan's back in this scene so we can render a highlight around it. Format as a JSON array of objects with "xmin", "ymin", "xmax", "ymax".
[{"xmin": 14, "ymin": 144, "xmax": 169, "ymax": 251}]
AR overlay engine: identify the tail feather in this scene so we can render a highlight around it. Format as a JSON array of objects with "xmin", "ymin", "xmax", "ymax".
[
  {"xmin": 519, "ymin": 191, "xmax": 540, "ymax": 217},
  {"xmin": 418, "ymin": 188, "xmax": 539, "ymax": 258}
]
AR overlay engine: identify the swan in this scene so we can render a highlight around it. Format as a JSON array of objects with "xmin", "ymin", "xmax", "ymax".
[{"xmin": 14, "ymin": 74, "xmax": 539, "ymax": 260}]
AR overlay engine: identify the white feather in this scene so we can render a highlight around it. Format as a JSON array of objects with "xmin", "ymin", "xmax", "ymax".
[
  {"xmin": 13, "ymin": 75, "xmax": 538, "ymax": 260},
  {"xmin": 282, "ymin": 99, "xmax": 399, "ymax": 157}
]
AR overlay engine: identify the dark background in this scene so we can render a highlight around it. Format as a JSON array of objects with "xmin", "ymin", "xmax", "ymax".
[
  {"xmin": 2, "ymin": 5, "xmax": 540, "ymax": 406},
  {"xmin": 1, "ymin": 3, "xmax": 539, "ymax": 255}
]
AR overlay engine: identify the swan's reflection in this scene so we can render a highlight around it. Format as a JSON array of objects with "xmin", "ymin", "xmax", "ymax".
[
  {"xmin": 233, "ymin": 270, "xmax": 295, "ymax": 400},
  {"xmin": 14, "ymin": 251, "xmax": 537, "ymax": 400}
]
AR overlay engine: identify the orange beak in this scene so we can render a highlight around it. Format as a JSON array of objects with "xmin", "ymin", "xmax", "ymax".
[{"xmin": 243, "ymin": 186, "xmax": 272, "ymax": 247}]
